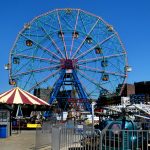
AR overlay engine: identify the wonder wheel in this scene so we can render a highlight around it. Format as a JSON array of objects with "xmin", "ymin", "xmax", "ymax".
[{"xmin": 8, "ymin": 8, "xmax": 128, "ymax": 111}]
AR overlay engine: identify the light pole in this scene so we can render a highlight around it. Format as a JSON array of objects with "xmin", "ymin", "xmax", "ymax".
[{"xmin": 91, "ymin": 102, "xmax": 96, "ymax": 131}]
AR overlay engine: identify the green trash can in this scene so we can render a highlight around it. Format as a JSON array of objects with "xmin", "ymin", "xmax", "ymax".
[{"xmin": 0, "ymin": 125, "xmax": 7, "ymax": 138}]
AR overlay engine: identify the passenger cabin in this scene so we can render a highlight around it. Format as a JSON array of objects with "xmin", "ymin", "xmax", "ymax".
[
  {"xmin": 13, "ymin": 57, "xmax": 20, "ymax": 64},
  {"xmin": 58, "ymin": 31, "xmax": 64, "ymax": 38},
  {"xmin": 66, "ymin": 8, "xmax": 72, "ymax": 14},
  {"xmin": 72, "ymin": 31, "xmax": 79, "ymax": 38},
  {"xmin": 101, "ymin": 59, "xmax": 108, "ymax": 67},
  {"xmin": 24, "ymin": 23, "xmax": 30, "ymax": 29},
  {"xmin": 95, "ymin": 47, "xmax": 102, "ymax": 54},
  {"xmin": 102, "ymin": 74, "xmax": 109, "ymax": 81},
  {"xmin": 26, "ymin": 40, "xmax": 33, "ymax": 46},
  {"xmin": 125, "ymin": 66, "xmax": 132, "ymax": 72},
  {"xmin": 107, "ymin": 25, "xmax": 113, "ymax": 32},
  {"xmin": 4, "ymin": 64, "xmax": 10, "ymax": 70},
  {"xmin": 9, "ymin": 79, "xmax": 16, "ymax": 85},
  {"xmin": 86, "ymin": 37, "xmax": 92, "ymax": 44}
]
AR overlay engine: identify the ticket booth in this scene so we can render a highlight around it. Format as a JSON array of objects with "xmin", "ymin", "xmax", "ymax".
[{"xmin": 0, "ymin": 104, "xmax": 12, "ymax": 138}]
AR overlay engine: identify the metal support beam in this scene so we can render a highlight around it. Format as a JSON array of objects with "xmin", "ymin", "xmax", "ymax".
[
  {"xmin": 49, "ymin": 69, "xmax": 91, "ymax": 112},
  {"xmin": 72, "ymin": 70, "xmax": 91, "ymax": 112},
  {"xmin": 49, "ymin": 69, "xmax": 66, "ymax": 104}
]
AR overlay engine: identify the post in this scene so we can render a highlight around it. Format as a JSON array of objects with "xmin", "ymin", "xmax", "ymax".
[
  {"xmin": 91, "ymin": 102, "xmax": 96, "ymax": 132},
  {"xmin": 18, "ymin": 117, "xmax": 21, "ymax": 134}
]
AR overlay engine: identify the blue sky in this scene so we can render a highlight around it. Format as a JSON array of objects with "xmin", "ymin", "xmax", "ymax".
[{"xmin": 0, "ymin": 0, "xmax": 150, "ymax": 93}]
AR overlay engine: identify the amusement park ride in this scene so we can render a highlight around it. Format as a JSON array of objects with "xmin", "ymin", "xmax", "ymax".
[{"xmin": 5, "ymin": 8, "xmax": 150, "ymax": 119}]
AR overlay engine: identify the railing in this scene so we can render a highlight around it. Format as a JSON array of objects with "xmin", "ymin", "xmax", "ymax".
[
  {"xmin": 51, "ymin": 125, "xmax": 101, "ymax": 150},
  {"xmin": 35, "ymin": 120, "xmax": 66, "ymax": 149},
  {"xmin": 100, "ymin": 129, "xmax": 150, "ymax": 150},
  {"xmin": 35, "ymin": 121, "xmax": 150, "ymax": 150},
  {"xmin": 35, "ymin": 121, "xmax": 52, "ymax": 149}
]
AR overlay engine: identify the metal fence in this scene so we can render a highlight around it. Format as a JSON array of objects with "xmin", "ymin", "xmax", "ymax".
[
  {"xmin": 35, "ymin": 121, "xmax": 52, "ymax": 149},
  {"xmin": 35, "ymin": 121, "xmax": 150, "ymax": 150},
  {"xmin": 51, "ymin": 125, "xmax": 101, "ymax": 150},
  {"xmin": 35, "ymin": 120, "xmax": 66, "ymax": 149},
  {"xmin": 101, "ymin": 129, "xmax": 150, "ymax": 150},
  {"xmin": 51, "ymin": 127, "xmax": 150, "ymax": 150}
]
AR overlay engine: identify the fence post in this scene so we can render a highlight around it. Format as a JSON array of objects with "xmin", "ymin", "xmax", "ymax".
[
  {"xmin": 52, "ymin": 126, "xmax": 61, "ymax": 150},
  {"xmin": 99, "ymin": 130, "xmax": 104, "ymax": 150}
]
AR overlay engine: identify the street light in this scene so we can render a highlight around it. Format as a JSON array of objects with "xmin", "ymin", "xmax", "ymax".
[{"xmin": 91, "ymin": 102, "xmax": 96, "ymax": 131}]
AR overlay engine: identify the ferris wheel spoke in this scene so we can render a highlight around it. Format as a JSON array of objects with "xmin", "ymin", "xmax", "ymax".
[
  {"xmin": 11, "ymin": 57, "xmax": 34, "ymax": 76},
  {"xmin": 69, "ymin": 10, "xmax": 80, "ymax": 58},
  {"xmin": 71, "ymin": 19, "xmax": 99, "ymax": 59},
  {"xmin": 60, "ymin": 14, "xmax": 74, "ymax": 30},
  {"xmin": 20, "ymin": 33, "xmax": 61, "ymax": 60},
  {"xmin": 77, "ymin": 69, "xmax": 111, "ymax": 94},
  {"xmin": 78, "ymin": 52, "xmax": 126, "ymax": 64},
  {"xmin": 79, "ymin": 12, "xmax": 87, "ymax": 33},
  {"xmin": 12, "ymin": 64, "xmax": 60, "ymax": 78},
  {"xmin": 104, "ymin": 79, "xmax": 117, "ymax": 93},
  {"xmin": 100, "ymin": 77, "xmax": 122, "ymax": 93},
  {"xmin": 22, "ymin": 72, "xmax": 34, "ymax": 90},
  {"xmin": 110, "ymin": 80, "xmax": 116, "ymax": 92},
  {"xmin": 75, "ymin": 33, "xmax": 116, "ymax": 60},
  {"xmin": 108, "ymin": 61, "xmax": 124, "ymax": 74},
  {"xmin": 57, "ymin": 10, "xmax": 68, "ymax": 59},
  {"xmin": 13, "ymin": 46, "xmax": 35, "ymax": 55},
  {"xmin": 13, "ymin": 54, "xmax": 60, "ymax": 64},
  {"xmin": 116, "ymin": 32, "xmax": 126, "ymax": 54},
  {"xmin": 28, "ymin": 69, "xmax": 61, "ymax": 92},
  {"xmin": 23, "ymin": 33, "xmax": 45, "ymax": 38},
  {"xmin": 78, "ymin": 64, "xmax": 127, "ymax": 77},
  {"xmin": 87, "ymin": 88, "xmax": 98, "ymax": 99},
  {"xmin": 78, "ymin": 77, "xmax": 94, "ymax": 99},
  {"xmin": 38, "ymin": 19, "xmax": 59, "ymax": 31},
  {"xmin": 38, "ymin": 21, "xmax": 66, "ymax": 59}
]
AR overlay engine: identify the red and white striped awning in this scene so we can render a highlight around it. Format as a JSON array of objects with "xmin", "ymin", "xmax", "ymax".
[{"xmin": 0, "ymin": 87, "xmax": 50, "ymax": 105}]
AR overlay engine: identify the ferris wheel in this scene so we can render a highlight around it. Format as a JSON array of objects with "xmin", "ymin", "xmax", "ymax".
[{"xmin": 8, "ymin": 8, "xmax": 129, "ymax": 110}]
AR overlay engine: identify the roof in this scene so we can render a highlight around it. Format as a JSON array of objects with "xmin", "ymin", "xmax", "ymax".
[{"xmin": 0, "ymin": 87, "xmax": 50, "ymax": 106}]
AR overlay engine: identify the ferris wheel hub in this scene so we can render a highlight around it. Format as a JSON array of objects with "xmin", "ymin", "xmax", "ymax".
[{"xmin": 60, "ymin": 59, "xmax": 78, "ymax": 69}]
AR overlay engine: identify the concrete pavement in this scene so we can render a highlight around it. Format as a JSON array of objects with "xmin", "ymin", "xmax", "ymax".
[{"xmin": 0, "ymin": 130, "xmax": 36, "ymax": 150}]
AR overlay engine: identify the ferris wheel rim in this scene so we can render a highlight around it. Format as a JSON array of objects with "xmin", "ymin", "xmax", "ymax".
[{"xmin": 9, "ymin": 8, "xmax": 128, "ymax": 98}]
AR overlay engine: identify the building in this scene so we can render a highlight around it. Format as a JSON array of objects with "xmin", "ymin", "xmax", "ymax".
[
  {"xmin": 33, "ymin": 88, "xmax": 75, "ymax": 110},
  {"xmin": 119, "ymin": 81, "xmax": 150, "ymax": 96},
  {"xmin": 34, "ymin": 88, "xmax": 52, "ymax": 103},
  {"xmin": 134, "ymin": 81, "xmax": 150, "ymax": 95},
  {"xmin": 118, "ymin": 83, "xmax": 135, "ymax": 97},
  {"xmin": 119, "ymin": 82, "xmax": 150, "ymax": 103}
]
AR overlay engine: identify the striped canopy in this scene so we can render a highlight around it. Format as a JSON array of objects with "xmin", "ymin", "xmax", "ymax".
[{"xmin": 0, "ymin": 87, "xmax": 50, "ymax": 105}]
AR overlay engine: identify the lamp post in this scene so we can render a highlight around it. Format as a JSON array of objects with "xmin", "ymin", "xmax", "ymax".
[{"xmin": 91, "ymin": 102, "xmax": 96, "ymax": 131}]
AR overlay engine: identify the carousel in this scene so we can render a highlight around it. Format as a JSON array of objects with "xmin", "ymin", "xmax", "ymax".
[{"xmin": 0, "ymin": 87, "xmax": 50, "ymax": 133}]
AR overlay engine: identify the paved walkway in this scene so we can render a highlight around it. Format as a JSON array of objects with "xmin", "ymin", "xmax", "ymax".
[{"xmin": 0, "ymin": 130, "xmax": 36, "ymax": 150}]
